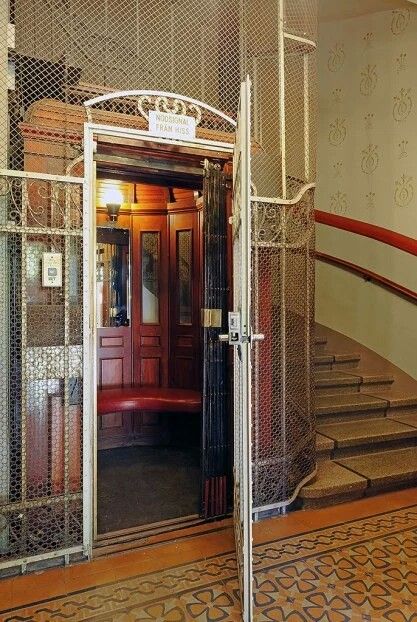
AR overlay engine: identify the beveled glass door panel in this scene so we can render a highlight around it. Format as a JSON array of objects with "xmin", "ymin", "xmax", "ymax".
[
  {"xmin": 169, "ymin": 212, "xmax": 200, "ymax": 390},
  {"xmin": 133, "ymin": 215, "xmax": 169, "ymax": 389},
  {"xmin": 141, "ymin": 232, "xmax": 160, "ymax": 325}
]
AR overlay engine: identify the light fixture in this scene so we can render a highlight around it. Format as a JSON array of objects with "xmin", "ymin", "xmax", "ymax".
[{"xmin": 103, "ymin": 184, "xmax": 124, "ymax": 224}]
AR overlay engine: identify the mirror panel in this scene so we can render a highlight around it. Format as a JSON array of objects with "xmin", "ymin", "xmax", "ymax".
[{"xmin": 96, "ymin": 227, "xmax": 130, "ymax": 328}]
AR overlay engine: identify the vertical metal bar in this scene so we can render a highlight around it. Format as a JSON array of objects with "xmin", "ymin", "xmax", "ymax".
[
  {"xmin": 82, "ymin": 125, "xmax": 95, "ymax": 558},
  {"xmin": 63, "ymin": 182, "xmax": 71, "ymax": 545},
  {"xmin": 303, "ymin": 53, "xmax": 310, "ymax": 181},
  {"xmin": 20, "ymin": 180, "xmax": 28, "ymax": 553},
  {"xmin": 0, "ymin": 3, "xmax": 9, "ymax": 554},
  {"xmin": 278, "ymin": 0, "xmax": 287, "ymax": 199},
  {"xmin": 253, "ymin": 58, "xmax": 259, "ymax": 143}
]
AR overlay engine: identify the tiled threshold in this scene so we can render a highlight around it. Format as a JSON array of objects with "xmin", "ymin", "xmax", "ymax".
[{"xmin": 1, "ymin": 488, "xmax": 417, "ymax": 614}]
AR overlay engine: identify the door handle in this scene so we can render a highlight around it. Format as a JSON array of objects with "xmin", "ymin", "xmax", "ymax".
[{"xmin": 251, "ymin": 333, "xmax": 265, "ymax": 343}]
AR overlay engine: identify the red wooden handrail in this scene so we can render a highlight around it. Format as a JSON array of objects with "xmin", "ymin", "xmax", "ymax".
[
  {"xmin": 315, "ymin": 210, "xmax": 417, "ymax": 257},
  {"xmin": 316, "ymin": 251, "xmax": 417, "ymax": 305}
]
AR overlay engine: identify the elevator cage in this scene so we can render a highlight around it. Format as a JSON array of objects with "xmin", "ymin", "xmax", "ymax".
[{"xmin": 0, "ymin": 0, "xmax": 317, "ymax": 569}]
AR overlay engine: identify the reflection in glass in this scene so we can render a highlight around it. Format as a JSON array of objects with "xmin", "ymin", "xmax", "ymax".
[
  {"xmin": 178, "ymin": 230, "xmax": 192, "ymax": 325},
  {"xmin": 96, "ymin": 228, "xmax": 130, "ymax": 327},
  {"xmin": 142, "ymin": 232, "xmax": 159, "ymax": 324}
]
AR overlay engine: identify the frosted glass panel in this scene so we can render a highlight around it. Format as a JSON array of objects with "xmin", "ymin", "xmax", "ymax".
[{"xmin": 142, "ymin": 232, "xmax": 159, "ymax": 324}]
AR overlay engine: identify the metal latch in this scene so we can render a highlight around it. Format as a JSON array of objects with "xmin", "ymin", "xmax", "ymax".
[
  {"xmin": 219, "ymin": 312, "xmax": 264, "ymax": 346},
  {"xmin": 201, "ymin": 308, "xmax": 222, "ymax": 328}
]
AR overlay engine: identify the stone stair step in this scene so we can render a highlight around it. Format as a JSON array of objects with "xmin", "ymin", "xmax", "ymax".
[
  {"xmin": 315, "ymin": 393, "xmax": 388, "ymax": 423},
  {"xmin": 315, "ymin": 335, "xmax": 328, "ymax": 353},
  {"xmin": 315, "ymin": 353, "xmax": 360, "ymax": 371},
  {"xmin": 315, "ymin": 371, "xmax": 395, "ymax": 395},
  {"xmin": 316, "ymin": 433, "xmax": 335, "ymax": 461},
  {"xmin": 299, "ymin": 461, "xmax": 367, "ymax": 509},
  {"xmin": 388, "ymin": 412, "xmax": 417, "ymax": 427},
  {"xmin": 336, "ymin": 447, "xmax": 417, "ymax": 493},
  {"xmin": 367, "ymin": 391, "xmax": 417, "ymax": 417},
  {"xmin": 317, "ymin": 418, "xmax": 417, "ymax": 458}
]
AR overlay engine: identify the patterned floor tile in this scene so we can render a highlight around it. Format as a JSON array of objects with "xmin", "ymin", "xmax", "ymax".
[{"xmin": 3, "ymin": 505, "xmax": 417, "ymax": 621}]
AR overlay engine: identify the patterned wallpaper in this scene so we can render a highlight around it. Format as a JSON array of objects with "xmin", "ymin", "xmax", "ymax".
[{"xmin": 316, "ymin": 8, "xmax": 417, "ymax": 237}]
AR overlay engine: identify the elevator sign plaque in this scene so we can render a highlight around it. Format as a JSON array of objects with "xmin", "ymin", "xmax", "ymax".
[{"xmin": 149, "ymin": 110, "xmax": 196, "ymax": 140}]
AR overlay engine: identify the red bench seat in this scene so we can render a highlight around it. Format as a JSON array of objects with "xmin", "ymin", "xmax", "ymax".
[{"xmin": 97, "ymin": 386, "xmax": 201, "ymax": 416}]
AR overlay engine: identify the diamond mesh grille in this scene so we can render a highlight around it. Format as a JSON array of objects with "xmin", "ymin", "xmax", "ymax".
[
  {"xmin": 0, "ymin": 173, "xmax": 83, "ymax": 565},
  {"xmin": 252, "ymin": 188, "xmax": 316, "ymax": 510},
  {"xmin": 0, "ymin": 0, "xmax": 317, "ymax": 566}
]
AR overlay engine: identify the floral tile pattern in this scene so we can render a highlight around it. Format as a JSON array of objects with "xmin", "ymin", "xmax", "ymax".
[{"xmin": 2, "ymin": 506, "xmax": 417, "ymax": 621}]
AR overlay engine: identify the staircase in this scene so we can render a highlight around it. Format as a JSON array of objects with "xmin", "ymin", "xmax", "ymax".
[{"xmin": 300, "ymin": 330, "xmax": 417, "ymax": 508}]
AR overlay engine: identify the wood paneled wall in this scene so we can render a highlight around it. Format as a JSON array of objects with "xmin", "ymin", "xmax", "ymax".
[{"xmin": 96, "ymin": 182, "xmax": 202, "ymax": 449}]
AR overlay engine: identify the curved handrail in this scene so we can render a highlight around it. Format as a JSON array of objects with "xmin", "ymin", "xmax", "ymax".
[
  {"xmin": 83, "ymin": 89, "xmax": 237, "ymax": 129},
  {"xmin": 316, "ymin": 251, "xmax": 417, "ymax": 305},
  {"xmin": 315, "ymin": 210, "xmax": 417, "ymax": 257},
  {"xmin": 252, "ymin": 182, "xmax": 316, "ymax": 206}
]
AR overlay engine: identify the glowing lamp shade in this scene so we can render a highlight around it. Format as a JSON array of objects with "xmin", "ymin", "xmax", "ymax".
[
  {"xmin": 103, "ymin": 185, "xmax": 124, "ymax": 223},
  {"xmin": 103, "ymin": 185, "xmax": 124, "ymax": 206}
]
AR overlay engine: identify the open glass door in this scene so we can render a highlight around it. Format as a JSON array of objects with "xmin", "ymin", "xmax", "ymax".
[{"xmin": 227, "ymin": 77, "xmax": 254, "ymax": 622}]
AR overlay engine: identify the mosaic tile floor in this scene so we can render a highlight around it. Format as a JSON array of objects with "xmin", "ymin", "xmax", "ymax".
[{"xmin": 2, "ymin": 502, "xmax": 417, "ymax": 621}]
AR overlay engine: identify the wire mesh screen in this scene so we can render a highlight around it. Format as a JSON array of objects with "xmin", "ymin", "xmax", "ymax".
[
  {"xmin": 2, "ymin": 1, "xmax": 316, "ymax": 190},
  {"xmin": 252, "ymin": 188, "xmax": 316, "ymax": 510},
  {"xmin": 0, "ymin": 172, "xmax": 84, "ymax": 567},
  {"xmin": 0, "ymin": 0, "xmax": 317, "ymax": 565},
  {"xmin": 244, "ymin": 0, "xmax": 318, "ymax": 197}
]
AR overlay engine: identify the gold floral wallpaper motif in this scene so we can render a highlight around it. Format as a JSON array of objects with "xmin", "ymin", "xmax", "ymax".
[
  {"xmin": 330, "ymin": 191, "xmax": 348, "ymax": 215},
  {"xmin": 395, "ymin": 174, "xmax": 414, "ymax": 208},
  {"xmin": 361, "ymin": 144, "xmax": 379, "ymax": 175},
  {"xmin": 360, "ymin": 64, "xmax": 378, "ymax": 96},
  {"xmin": 396, "ymin": 52, "xmax": 407, "ymax": 74},
  {"xmin": 364, "ymin": 113, "xmax": 374, "ymax": 130},
  {"xmin": 329, "ymin": 118, "xmax": 347, "ymax": 146},
  {"xmin": 393, "ymin": 88, "xmax": 413, "ymax": 122},
  {"xmin": 366, "ymin": 191, "xmax": 376, "ymax": 209},
  {"xmin": 333, "ymin": 162, "xmax": 343, "ymax": 178},
  {"xmin": 328, "ymin": 43, "xmax": 345, "ymax": 72},
  {"xmin": 391, "ymin": 8, "xmax": 411, "ymax": 35},
  {"xmin": 317, "ymin": 8, "xmax": 416, "ymax": 235},
  {"xmin": 399, "ymin": 140, "xmax": 409, "ymax": 159}
]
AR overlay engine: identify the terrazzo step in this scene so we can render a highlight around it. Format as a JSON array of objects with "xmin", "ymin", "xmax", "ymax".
[
  {"xmin": 299, "ymin": 461, "xmax": 368, "ymax": 509},
  {"xmin": 315, "ymin": 371, "xmax": 395, "ymax": 396},
  {"xmin": 314, "ymin": 353, "xmax": 360, "ymax": 371},
  {"xmin": 314, "ymin": 335, "xmax": 328, "ymax": 353},
  {"xmin": 337, "ymin": 447, "xmax": 417, "ymax": 494},
  {"xmin": 371, "ymin": 392, "xmax": 417, "ymax": 417},
  {"xmin": 317, "ymin": 417, "xmax": 417, "ymax": 459},
  {"xmin": 315, "ymin": 393, "xmax": 388, "ymax": 424}
]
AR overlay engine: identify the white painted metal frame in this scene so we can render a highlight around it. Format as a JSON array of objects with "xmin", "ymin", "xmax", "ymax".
[
  {"xmin": 82, "ymin": 96, "xmax": 236, "ymax": 558},
  {"xmin": 0, "ymin": 168, "xmax": 85, "ymax": 573},
  {"xmin": 232, "ymin": 77, "xmax": 253, "ymax": 622}
]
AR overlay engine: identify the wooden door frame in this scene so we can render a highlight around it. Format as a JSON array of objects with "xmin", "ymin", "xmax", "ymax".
[{"xmin": 83, "ymin": 121, "xmax": 234, "ymax": 556}]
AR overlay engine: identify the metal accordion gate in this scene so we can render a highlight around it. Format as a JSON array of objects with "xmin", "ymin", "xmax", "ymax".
[{"xmin": 0, "ymin": 170, "xmax": 85, "ymax": 570}]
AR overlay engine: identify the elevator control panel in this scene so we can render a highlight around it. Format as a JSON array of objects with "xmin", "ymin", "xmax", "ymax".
[{"xmin": 42, "ymin": 252, "xmax": 63, "ymax": 288}]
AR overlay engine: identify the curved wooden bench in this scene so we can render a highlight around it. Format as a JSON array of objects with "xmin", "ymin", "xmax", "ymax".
[{"xmin": 97, "ymin": 386, "xmax": 201, "ymax": 416}]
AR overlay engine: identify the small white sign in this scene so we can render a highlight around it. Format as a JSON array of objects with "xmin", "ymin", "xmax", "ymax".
[
  {"xmin": 42, "ymin": 252, "xmax": 63, "ymax": 288},
  {"xmin": 149, "ymin": 110, "xmax": 196, "ymax": 140}
]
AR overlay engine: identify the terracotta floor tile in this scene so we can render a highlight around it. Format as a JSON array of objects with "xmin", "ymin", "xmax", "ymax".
[
  {"xmin": 11, "ymin": 568, "xmax": 66, "ymax": 609},
  {"xmin": 0, "ymin": 580, "xmax": 13, "ymax": 613}
]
